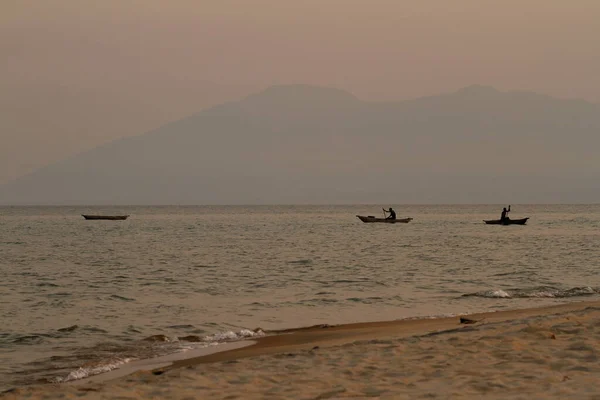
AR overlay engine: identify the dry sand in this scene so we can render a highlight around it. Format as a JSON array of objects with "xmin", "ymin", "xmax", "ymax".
[{"xmin": 4, "ymin": 301, "xmax": 600, "ymax": 399}]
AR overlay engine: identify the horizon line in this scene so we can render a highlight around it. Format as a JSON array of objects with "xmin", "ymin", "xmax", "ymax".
[{"xmin": 1, "ymin": 203, "xmax": 599, "ymax": 207}]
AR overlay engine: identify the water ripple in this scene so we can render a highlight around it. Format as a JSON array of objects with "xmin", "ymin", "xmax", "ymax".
[{"xmin": 2, "ymin": 204, "xmax": 600, "ymax": 390}]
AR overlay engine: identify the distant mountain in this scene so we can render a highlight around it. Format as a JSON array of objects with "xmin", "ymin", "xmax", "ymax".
[
  {"xmin": 0, "ymin": 80, "xmax": 254, "ymax": 185},
  {"xmin": 1, "ymin": 84, "xmax": 599, "ymax": 204}
]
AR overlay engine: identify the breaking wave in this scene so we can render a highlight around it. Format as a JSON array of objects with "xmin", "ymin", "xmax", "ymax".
[
  {"xmin": 463, "ymin": 286, "xmax": 600, "ymax": 299},
  {"xmin": 51, "ymin": 358, "xmax": 132, "ymax": 383},
  {"xmin": 48, "ymin": 328, "xmax": 264, "ymax": 384}
]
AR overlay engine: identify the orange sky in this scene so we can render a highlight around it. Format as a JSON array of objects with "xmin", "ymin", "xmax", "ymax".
[
  {"xmin": 1, "ymin": 0, "xmax": 599, "ymax": 183},
  {"xmin": 3, "ymin": 0, "xmax": 599, "ymax": 100}
]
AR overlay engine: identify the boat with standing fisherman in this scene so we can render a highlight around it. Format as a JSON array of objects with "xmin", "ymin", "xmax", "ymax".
[
  {"xmin": 484, "ymin": 205, "xmax": 528, "ymax": 225},
  {"xmin": 484, "ymin": 217, "xmax": 529, "ymax": 225}
]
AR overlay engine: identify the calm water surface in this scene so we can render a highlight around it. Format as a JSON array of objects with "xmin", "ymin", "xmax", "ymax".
[{"xmin": 1, "ymin": 205, "xmax": 599, "ymax": 389}]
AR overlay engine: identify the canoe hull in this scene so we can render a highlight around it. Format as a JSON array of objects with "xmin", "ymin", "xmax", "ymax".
[
  {"xmin": 357, "ymin": 215, "xmax": 413, "ymax": 223},
  {"xmin": 483, "ymin": 217, "xmax": 529, "ymax": 225},
  {"xmin": 82, "ymin": 214, "xmax": 129, "ymax": 220}
]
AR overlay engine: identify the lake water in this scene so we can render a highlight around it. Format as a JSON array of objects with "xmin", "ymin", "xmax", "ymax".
[{"xmin": 1, "ymin": 205, "xmax": 599, "ymax": 390}]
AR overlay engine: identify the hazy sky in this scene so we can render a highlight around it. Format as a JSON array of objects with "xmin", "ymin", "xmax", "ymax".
[{"xmin": 1, "ymin": 0, "xmax": 599, "ymax": 184}]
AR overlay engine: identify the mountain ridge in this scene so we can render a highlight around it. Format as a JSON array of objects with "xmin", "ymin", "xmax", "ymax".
[{"xmin": 2, "ymin": 84, "xmax": 599, "ymax": 205}]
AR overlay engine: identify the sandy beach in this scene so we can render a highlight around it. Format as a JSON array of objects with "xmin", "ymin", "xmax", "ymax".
[{"xmin": 3, "ymin": 301, "xmax": 600, "ymax": 399}]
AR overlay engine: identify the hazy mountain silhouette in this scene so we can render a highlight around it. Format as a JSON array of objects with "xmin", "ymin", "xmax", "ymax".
[
  {"xmin": 2, "ymin": 84, "xmax": 599, "ymax": 204},
  {"xmin": 0, "ymin": 80, "xmax": 254, "ymax": 185}
]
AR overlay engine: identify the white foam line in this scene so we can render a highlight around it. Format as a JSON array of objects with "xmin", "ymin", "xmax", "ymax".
[{"xmin": 67, "ymin": 340, "xmax": 255, "ymax": 386}]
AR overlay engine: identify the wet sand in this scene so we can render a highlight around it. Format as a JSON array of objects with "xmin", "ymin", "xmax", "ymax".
[{"xmin": 4, "ymin": 300, "xmax": 600, "ymax": 399}]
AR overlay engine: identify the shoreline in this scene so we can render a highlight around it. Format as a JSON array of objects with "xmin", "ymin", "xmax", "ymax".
[
  {"xmin": 63, "ymin": 299, "xmax": 600, "ymax": 386},
  {"xmin": 158, "ymin": 299, "xmax": 600, "ymax": 372},
  {"xmin": 4, "ymin": 299, "xmax": 600, "ymax": 398}
]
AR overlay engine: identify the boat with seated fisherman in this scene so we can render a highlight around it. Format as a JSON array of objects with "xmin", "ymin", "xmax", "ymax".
[{"xmin": 356, "ymin": 215, "xmax": 413, "ymax": 223}]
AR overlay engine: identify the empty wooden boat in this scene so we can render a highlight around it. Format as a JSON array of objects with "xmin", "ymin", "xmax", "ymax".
[{"xmin": 82, "ymin": 214, "xmax": 129, "ymax": 220}]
